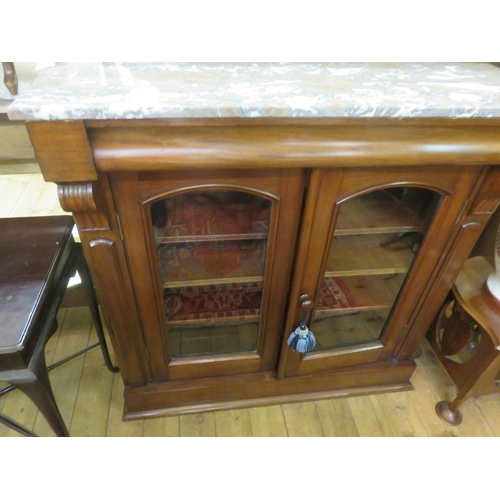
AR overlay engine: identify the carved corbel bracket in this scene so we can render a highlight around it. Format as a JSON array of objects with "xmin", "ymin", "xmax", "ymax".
[{"xmin": 58, "ymin": 182, "xmax": 111, "ymax": 231}]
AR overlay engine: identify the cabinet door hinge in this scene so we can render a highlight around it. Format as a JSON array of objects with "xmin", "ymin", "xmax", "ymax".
[{"xmin": 116, "ymin": 213, "xmax": 125, "ymax": 240}]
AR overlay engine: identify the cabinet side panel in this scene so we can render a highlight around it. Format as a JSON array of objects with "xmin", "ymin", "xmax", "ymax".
[{"xmin": 86, "ymin": 238, "xmax": 150, "ymax": 386}]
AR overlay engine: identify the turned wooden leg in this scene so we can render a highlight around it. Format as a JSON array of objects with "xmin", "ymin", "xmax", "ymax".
[
  {"xmin": 435, "ymin": 320, "xmax": 500, "ymax": 427},
  {"xmin": 434, "ymin": 301, "xmax": 475, "ymax": 425}
]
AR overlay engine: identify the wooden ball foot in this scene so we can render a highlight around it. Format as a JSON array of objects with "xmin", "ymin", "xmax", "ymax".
[
  {"xmin": 413, "ymin": 346, "xmax": 422, "ymax": 359},
  {"xmin": 436, "ymin": 401, "xmax": 462, "ymax": 426}
]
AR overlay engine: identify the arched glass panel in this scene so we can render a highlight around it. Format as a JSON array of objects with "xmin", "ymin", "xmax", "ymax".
[
  {"xmin": 150, "ymin": 190, "xmax": 271, "ymax": 358},
  {"xmin": 311, "ymin": 187, "xmax": 441, "ymax": 351}
]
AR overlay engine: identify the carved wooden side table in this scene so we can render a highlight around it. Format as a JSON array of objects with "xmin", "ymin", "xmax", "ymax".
[{"xmin": 427, "ymin": 256, "xmax": 500, "ymax": 425}]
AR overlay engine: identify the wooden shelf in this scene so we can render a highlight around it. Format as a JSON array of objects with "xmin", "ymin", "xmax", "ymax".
[
  {"xmin": 163, "ymin": 273, "xmax": 404, "ymax": 326},
  {"xmin": 164, "ymin": 276, "xmax": 263, "ymax": 289},
  {"xmin": 156, "ymin": 233, "xmax": 268, "ymax": 244},
  {"xmin": 335, "ymin": 190, "xmax": 426, "ymax": 236},
  {"xmin": 158, "ymin": 239, "xmax": 266, "ymax": 285},
  {"xmin": 325, "ymin": 233, "xmax": 415, "ymax": 277},
  {"xmin": 317, "ymin": 273, "xmax": 405, "ymax": 317}
]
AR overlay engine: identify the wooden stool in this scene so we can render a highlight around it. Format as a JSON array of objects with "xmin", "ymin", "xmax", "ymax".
[
  {"xmin": 0, "ymin": 216, "xmax": 118, "ymax": 437},
  {"xmin": 427, "ymin": 256, "xmax": 500, "ymax": 425}
]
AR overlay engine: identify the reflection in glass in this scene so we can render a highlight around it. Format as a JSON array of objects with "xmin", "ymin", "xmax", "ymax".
[
  {"xmin": 311, "ymin": 187, "xmax": 441, "ymax": 352},
  {"xmin": 150, "ymin": 191, "xmax": 271, "ymax": 358}
]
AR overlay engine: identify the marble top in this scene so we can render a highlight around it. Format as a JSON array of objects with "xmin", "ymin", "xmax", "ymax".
[{"xmin": 7, "ymin": 62, "xmax": 500, "ymax": 120}]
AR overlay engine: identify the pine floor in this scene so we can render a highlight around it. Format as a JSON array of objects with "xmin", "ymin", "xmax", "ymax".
[{"xmin": 1, "ymin": 173, "xmax": 500, "ymax": 437}]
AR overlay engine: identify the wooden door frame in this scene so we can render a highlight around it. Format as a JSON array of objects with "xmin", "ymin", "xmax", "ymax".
[
  {"xmin": 279, "ymin": 165, "xmax": 484, "ymax": 378},
  {"xmin": 111, "ymin": 168, "xmax": 306, "ymax": 382}
]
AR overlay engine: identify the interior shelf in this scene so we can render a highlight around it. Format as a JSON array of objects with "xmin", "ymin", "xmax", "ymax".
[
  {"xmin": 316, "ymin": 274, "xmax": 405, "ymax": 317},
  {"xmin": 158, "ymin": 239, "xmax": 266, "ymax": 286},
  {"xmin": 162, "ymin": 272, "xmax": 405, "ymax": 327},
  {"xmin": 325, "ymin": 233, "xmax": 416, "ymax": 277},
  {"xmin": 335, "ymin": 190, "xmax": 427, "ymax": 236},
  {"xmin": 155, "ymin": 233, "xmax": 268, "ymax": 244},
  {"xmin": 164, "ymin": 276, "xmax": 263, "ymax": 289}
]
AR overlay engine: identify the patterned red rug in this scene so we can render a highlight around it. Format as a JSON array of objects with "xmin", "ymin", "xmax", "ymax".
[
  {"xmin": 316, "ymin": 277, "xmax": 356, "ymax": 315},
  {"xmin": 152, "ymin": 191, "xmax": 271, "ymax": 239},
  {"xmin": 158, "ymin": 240, "xmax": 266, "ymax": 284},
  {"xmin": 164, "ymin": 277, "xmax": 355, "ymax": 325},
  {"xmin": 164, "ymin": 282, "xmax": 263, "ymax": 325}
]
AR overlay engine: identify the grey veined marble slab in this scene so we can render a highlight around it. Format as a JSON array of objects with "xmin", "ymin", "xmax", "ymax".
[{"xmin": 7, "ymin": 62, "xmax": 500, "ymax": 120}]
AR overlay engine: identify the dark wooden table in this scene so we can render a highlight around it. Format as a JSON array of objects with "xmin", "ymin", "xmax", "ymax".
[
  {"xmin": 0, "ymin": 216, "xmax": 76, "ymax": 435},
  {"xmin": 0, "ymin": 216, "xmax": 118, "ymax": 436},
  {"xmin": 0, "ymin": 216, "xmax": 75, "ymax": 369}
]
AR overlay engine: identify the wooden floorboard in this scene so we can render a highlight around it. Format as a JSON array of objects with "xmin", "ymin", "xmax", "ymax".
[
  {"xmin": 248, "ymin": 406, "xmax": 288, "ymax": 437},
  {"xmin": 0, "ymin": 382, "xmax": 39, "ymax": 437},
  {"xmin": 70, "ymin": 327, "xmax": 114, "ymax": 437},
  {"xmin": 106, "ymin": 375, "xmax": 144, "ymax": 437},
  {"xmin": 215, "ymin": 409, "xmax": 253, "ymax": 437},
  {"xmin": 314, "ymin": 398, "xmax": 359, "ymax": 437},
  {"xmin": 143, "ymin": 415, "xmax": 180, "ymax": 437},
  {"xmin": 0, "ymin": 174, "xmax": 31, "ymax": 217},
  {"xmin": 180, "ymin": 412, "xmax": 216, "ymax": 437},
  {"xmin": 10, "ymin": 174, "xmax": 46, "ymax": 216},
  {"xmin": 281, "ymin": 402, "xmax": 324, "ymax": 437},
  {"xmin": 1, "ymin": 173, "xmax": 500, "ymax": 437},
  {"xmin": 407, "ymin": 368, "xmax": 461, "ymax": 437},
  {"xmin": 347, "ymin": 395, "xmax": 394, "ymax": 437},
  {"xmin": 376, "ymin": 391, "xmax": 429, "ymax": 437},
  {"xmin": 471, "ymin": 395, "xmax": 500, "ymax": 437}
]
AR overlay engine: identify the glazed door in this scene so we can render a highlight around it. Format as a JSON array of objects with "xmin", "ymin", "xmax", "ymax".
[
  {"xmin": 112, "ymin": 169, "xmax": 305, "ymax": 381},
  {"xmin": 280, "ymin": 165, "xmax": 482, "ymax": 378}
]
